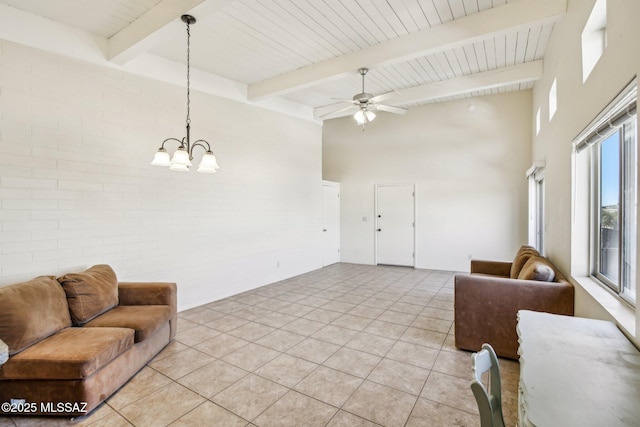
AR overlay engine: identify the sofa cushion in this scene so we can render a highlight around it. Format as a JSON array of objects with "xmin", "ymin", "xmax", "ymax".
[
  {"xmin": 83, "ymin": 305, "xmax": 172, "ymax": 343},
  {"xmin": 0, "ymin": 276, "xmax": 71, "ymax": 355},
  {"xmin": 58, "ymin": 265, "xmax": 119, "ymax": 325},
  {"xmin": 518, "ymin": 256, "xmax": 556, "ymax": 282},
  {"xmin": 0, "ymin": 327, "xmax": 134, "ymax": 380},
  {"xmin": 510, "ymin": 245, "xmax": 540, "ymax": 278}
]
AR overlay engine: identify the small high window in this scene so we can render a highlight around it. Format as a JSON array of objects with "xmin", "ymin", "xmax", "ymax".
[
  {"xmin": 549, "ymin": 79, "xmax": 557, "ymax": 121},
  {"xmin": 581, "ymin": 0, "xmax": 607, "ymax": 82}
]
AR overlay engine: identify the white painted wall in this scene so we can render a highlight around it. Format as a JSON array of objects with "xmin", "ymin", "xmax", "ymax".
[
  {"xmin": 530, "ymin": 0, "xmax": 640, "ymax": 341},
  {"xmin": 0, "ymin": 41, "xmax": 323, "ymax": 311},
  {"xmin": 322, "ymin": 91, "xmax": 532, "ymax": 271}
]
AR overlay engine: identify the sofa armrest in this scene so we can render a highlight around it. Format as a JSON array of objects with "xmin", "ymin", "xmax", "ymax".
[
  {"xmin": 118, "ymin": 282, "xmax": 177, "ymax": 339},
  {"xmin": 454, "ymin": 274, "xmax": 574, "ymax": 359},
  {"xmin": 470, "ymin": 260, "xmax": 512, "ymax": 276},
  {"xmin": 118, "ymin": 282, "xmax": 176, "ymax": 306}
]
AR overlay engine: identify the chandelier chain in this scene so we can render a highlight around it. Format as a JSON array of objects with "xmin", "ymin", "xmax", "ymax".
[
  {"xmin": 151, "ymin": 14, "xmax": 218, "ymax": 173},
  {"xmin": 186, "ymin": 19, "xmax": 191, "ymax": 126}
]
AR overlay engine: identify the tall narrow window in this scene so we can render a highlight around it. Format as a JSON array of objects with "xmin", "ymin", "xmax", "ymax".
[
  {"xmin": 535, "ymin": 177, "xmax": 545, "ymax": 253},
  {"xmin": 527, "ymin": 162, "xmax": 545, "ymax": 253},
  {"xmin": 594, "ymin": 122, "xmax": 636, "ymax": 302},
  {"xmin": 574, "ymin": 79, "xmax": 636, "ymax": 304},
  {"xmin": 596, "ymin": 131, "xmax": 620, "ymax": 284}
]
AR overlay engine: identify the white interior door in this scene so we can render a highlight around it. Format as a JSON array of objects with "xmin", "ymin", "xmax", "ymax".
[
  {"xmin": 376, "ymin": 184, "xmax": 415, "ymax": 267},
  {"xmin": 322, "ymin": 181, "xmax": 340, "ymax": 266}
]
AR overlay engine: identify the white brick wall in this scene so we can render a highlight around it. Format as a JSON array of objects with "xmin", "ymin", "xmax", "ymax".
[{"xmin": 0, "ymin": 41, "xmax": 324, "ymax": 310}]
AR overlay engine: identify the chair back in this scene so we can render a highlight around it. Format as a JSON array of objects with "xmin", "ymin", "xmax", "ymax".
[{"xmin": 471, "ymin": 343, "xmax": 506, "ymax": 427}]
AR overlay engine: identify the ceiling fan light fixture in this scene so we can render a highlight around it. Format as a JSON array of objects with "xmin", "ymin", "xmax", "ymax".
[
  {"xmin": 366, "ymin": 110, "xmax": 376, "ymax": 122},
  {"xmin": 318, "ymin": 67, "xmax": 406, "ymax": 127},
  {"xmin": 354, "ymin": 109, "xmax": 375, "ymax": 125}
]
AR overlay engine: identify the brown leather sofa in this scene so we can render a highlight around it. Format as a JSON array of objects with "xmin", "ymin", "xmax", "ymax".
[
  {"xmin": 0, "ymin": 265, "xmax": 177, "ymax": 416},
  {"xmin": 454, "ymin": 246, "xmax": 574, "ymax": 359}
]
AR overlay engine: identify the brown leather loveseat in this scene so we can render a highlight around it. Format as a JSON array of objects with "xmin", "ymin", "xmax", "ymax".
[
  {"xmin": 0, "ymin": 264, "xmax": 177, "ymax": 416},
  {"xmin": 454, "ymin": 246, "xmax": 574, "ymax": 359}
]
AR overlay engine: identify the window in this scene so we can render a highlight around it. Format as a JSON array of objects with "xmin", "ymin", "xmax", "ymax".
[
  {"xmin": 535, "ymin": 177, "xmax": 545, "ymax": 253},
  {"xmin": 549, "ymin": 79, "xmax": 557, "ymax": 121},
  {"xmin": 527, "ymin": 162, "xmax": 545, "ymax": 253},
  {"xmin": 574, "ymin": 80, "xmax": 637, "ymax": 304},
  {"xmin": 581, "ymin": 0, "xmax": 607, "ymax": 82}
]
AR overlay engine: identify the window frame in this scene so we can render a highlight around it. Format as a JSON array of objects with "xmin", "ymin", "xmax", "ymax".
[
  {"xmin": 527, "ymin": 163, "xmax": 545, "ymax": 254},
  {"xmin": 535, "ymin": 176, "xmax": 545, "ymax": 253},
  {"xmin": 592, "ymin": 119, "xmax": 636, "ymax": 304},
  {"xmin": 574, "ymin": 79, "xmax": 637, "ymax": 306},
  {"xmin": 592, "ymin": 127, "xmax": 622, "ymax": 292},
  {"xmin": 621, "ymin": 118, "xmax": 637, "ymax": 303}
]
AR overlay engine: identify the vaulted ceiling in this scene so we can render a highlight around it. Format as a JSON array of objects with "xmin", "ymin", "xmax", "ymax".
[{"xmin": 0, "ymin": 0, "xmax": 565, "ymax": 121}]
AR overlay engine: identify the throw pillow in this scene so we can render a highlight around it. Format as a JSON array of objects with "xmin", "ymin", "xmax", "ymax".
[
  {"xmin": 518, "ymin": 256, "xmax": 556, "ymax": 282},
  {"xmin": 510, "ymin": 245, "xmax": 540, "ymax": 278},
  {"xmin": 58, "ymin": 264, "xmax": 119, "ymax": 325},
  {"xmin": 0, "ymin": 276, "xmax": 71, "ymax": 355}
]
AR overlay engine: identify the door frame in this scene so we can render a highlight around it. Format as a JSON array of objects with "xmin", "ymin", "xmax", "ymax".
[
  {"xmin": 374, "ymin": 183, "xmax": 416, "ymax": 267},
  {"xmin": 321, "ymin": 180, "xmax": 341, "ymax": 267}
]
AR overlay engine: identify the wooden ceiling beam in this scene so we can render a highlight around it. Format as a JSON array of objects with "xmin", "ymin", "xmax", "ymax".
[
  {"xmin": 248, "ymin": 0, "xmax": 565, "ymax": 101},
  {"xmin": 313, "ymin": 60, "xmax": 544, "ymax": 120},
  {"xmin": 108, "ymin": 0, "xmax": 233, "ymax": 65},
  {"xmin": 388, "ymin": 60, "xmax": 543, "ymax": 105}
]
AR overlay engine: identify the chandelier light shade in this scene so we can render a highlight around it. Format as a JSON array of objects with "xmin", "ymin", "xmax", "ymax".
[
  {"xmin": 150, "ymin": 148, "xmax": 171, "ymax": 166},
  {"xmin": 151, "ymin": 14, "xmax": 219, "ymax": 174},
  {"xmin": 197, "ymin": 151, "xmax": 220, "ymax": 173}
]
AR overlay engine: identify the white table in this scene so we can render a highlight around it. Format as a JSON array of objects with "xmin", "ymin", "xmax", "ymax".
[{"xmin": 517, "ymin": 310, "xmax": 640, "ymax": 427}]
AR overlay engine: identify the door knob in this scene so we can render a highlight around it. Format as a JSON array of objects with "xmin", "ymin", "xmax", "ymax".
[
  {"xmin": 323, "ymin": 229, "xmax": 327, "ymax": 232},
  {"xmin": 377, "ymin": 228, "xmax": 381, "ymax": 232}
]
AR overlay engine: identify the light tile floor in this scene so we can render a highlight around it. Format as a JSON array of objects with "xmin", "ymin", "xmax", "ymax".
[{"xmin": 3, "ymin": 263, "xmax": 520, "ymax": 427}]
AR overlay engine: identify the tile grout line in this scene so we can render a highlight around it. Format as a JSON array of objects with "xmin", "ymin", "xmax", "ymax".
[{"xmin": 17, "ymin": 265, "xmax": 500, "ymax": 427}]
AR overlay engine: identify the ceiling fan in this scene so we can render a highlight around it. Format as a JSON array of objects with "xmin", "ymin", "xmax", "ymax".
[{"xmin": 319, "ymin": 67, "xmax": 408, "ymax": 128}]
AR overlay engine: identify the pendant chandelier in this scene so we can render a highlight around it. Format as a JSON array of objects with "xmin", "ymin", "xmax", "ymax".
[{"xmin": 150, "ymin": 14, "xmax": 219, "ymax": 173}]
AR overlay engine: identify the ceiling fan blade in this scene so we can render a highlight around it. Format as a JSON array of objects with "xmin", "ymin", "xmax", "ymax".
[
  {"xmin": 331, "ymin": 98, "xmax": 359, "ymax": 104},
  {"xmin": 315, "ymin": 100, "xmax": 355, "ymax": 116},
  {"xmin": 373, "ymin": 104, "xmax": 408, "ymax": 115},
  {"xmin": 368, "ymin": 91, "xmax": 398, "ymax": 104},
  {"xmin": 317, "ymin": 104, "xmax": 358, "ymax": 119}
]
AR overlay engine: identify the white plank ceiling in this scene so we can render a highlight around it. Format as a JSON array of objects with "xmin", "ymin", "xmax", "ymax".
[{"xmin": 0, "ymin": 0, "xmax": 565, "ymax": 120}]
